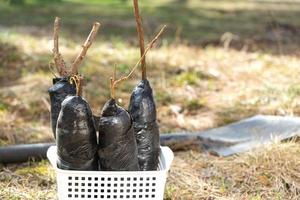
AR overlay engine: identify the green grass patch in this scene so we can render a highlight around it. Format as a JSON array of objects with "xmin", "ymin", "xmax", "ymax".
[
  {"xmin": 15, "ymin": 160, "xmax": 51, "ymax": 177},
  {"xmin": 1, "ymin": 0, "xmax": 300, "ymax": 44}
]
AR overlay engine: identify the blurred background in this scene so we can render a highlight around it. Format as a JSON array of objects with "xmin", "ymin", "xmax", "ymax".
[{"xmin": 1, "ymin": 0, "xmax": 300, "ymax": 199}]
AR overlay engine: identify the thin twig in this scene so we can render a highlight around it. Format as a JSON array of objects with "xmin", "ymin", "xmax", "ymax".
[
  {"xmin": 53, "ymin": 17, "xmax": 67, "ymax": 76},
  {"xmin": 110, "ymin": 64, "xmax": 117, "ymax": 99},
  {"xmin": 110, "ymin": 25, "xmax": 166, "ymax": 99},
  {"xmin": 133, "ymin": 0, "xmax": 146, "ymax": 79},
  {"xmin": 114, "ymin": 25, "xmax": 166, "ymax": 85},
  {"xmin": 110, "ymin": 77, "xmax": 114, "ymax": 100},
  {"xmin": 71, "ymin": 22, "xmax": 101, "ymax": 75},
  {"xmin": 77, "ymin": 76, "xmax": 83, "ymax": 96}
]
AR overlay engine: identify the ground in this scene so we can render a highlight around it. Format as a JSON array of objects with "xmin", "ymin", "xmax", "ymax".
[{"xmin": 0, "ymin": 0, "xmax": 300, "ymax": 199}]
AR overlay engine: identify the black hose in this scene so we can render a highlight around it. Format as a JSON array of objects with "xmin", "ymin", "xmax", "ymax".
[
  {"xmin": 0, "ymin": 143, "xmax": 54, "ymax": 164},
  {"xmin": 0, "ymin": 133, "xmax": 198, "ymax": 164}
]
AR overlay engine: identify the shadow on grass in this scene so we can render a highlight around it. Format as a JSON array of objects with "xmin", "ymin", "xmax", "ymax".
[{"xmin": 0, "ymin": 0, "xmax": 300, "ymax": 54}]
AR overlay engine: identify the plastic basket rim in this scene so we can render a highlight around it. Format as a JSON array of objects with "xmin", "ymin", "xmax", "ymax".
[{"xmin": 47, "ymin": 146, "xmax": 174, "ymax": 175}]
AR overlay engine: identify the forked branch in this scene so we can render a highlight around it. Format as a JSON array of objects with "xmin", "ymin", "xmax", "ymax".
[
  {"xmin": 71, "ymin": 22, "xmax": 101, "ymax": 75},
  {"xmin": 53, "ymin": 17, "xmax": 67, "ymax": 76},
  {"xmin": 110, "ymin": 25, "xmax": 166, "ymax": 99}
]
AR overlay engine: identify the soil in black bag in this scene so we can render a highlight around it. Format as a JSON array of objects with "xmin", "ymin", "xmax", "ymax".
[
  {"xmin": 56, "ymin": 76, "xmax": 98, "ymax": 170},
  {"xmin": 98, "ymin": 98, "xmax": 139, "ymax": 171},
  {"xmin": 128, "ymin": 0, "xmax": 166, "ymax": 170},
  {"xmin": 129, "ymin": 79, "xmax": 160, "ymax": 171},
  {"xmin": 48, "ymin": 77, "xmax": 76, "ymax": 138}
]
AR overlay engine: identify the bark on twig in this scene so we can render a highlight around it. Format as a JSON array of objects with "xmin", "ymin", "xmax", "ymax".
[
  {"xmin": 110, "ymin": 64, "xmax": 117, "ymax": 99},
  {"xmin": 77, "ymin": 76, "xmax": 83, "ymax": 96},
  {"xmin": 133, "ymin": 0, "xmax": 146, "ymax": 79},
  {"xmin": 110, "ymin": 25, "xmax": 166, "ymax": 99},
  {"xmin": 71, "ymin": 22, "xmax": 101, "ymax": 75},
  {"xmin": 53, "ymin": 17, "xmax": 68, "ymax": 76}
]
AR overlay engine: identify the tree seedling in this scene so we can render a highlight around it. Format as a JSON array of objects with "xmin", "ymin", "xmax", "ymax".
[
  {"xmin": 98, "ymin": 26, "xmax": 165, "ymax": 171},
  {"xmin": 128, "ymin": 0, "xmax": 166, "ymax": 170},
  {"xmin": 48, "ymin": 17, "xmax": 100, "ymax": 138}
]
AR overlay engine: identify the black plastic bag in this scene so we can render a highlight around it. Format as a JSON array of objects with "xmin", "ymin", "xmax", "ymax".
[
  {"xmin": 98, "ymin": 99, "xmax": 139, "ymax": 171},
  {"xmin": 56, "ymin": 95, "xmax": 98, "ymax": 170},
  {"xmin": 129, "ymin": 79, "xmax": 160, "ymax": 171},
  {"xmin": 48, "ymin": 77, "xmax": 76, "ymax": 138}
]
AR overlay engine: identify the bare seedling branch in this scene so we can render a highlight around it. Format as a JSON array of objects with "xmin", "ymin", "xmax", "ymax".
[
  {"xmin": 133, "ymin": 0, "xmax": 146, "ymax": 79},
  {"xmin": 147, "ymin": 25, "xmax": 166, "ymax": 48},
  {"xmin": 110, "ymin": 64, "xmax": 117, "ymax": 99},
  {"xmin": 110, "ymin": 25, "xmax": 166, "ymax": 99},
  {"xmin": 53, "ymin": 17, "xmax": 68, "ymax": 76},
  {"xmin": 71, "ymin": 22, "xmax": 101, "ymax": 75},
  {"xmin": 77, "ymin": 76, "xmax": 83, "ymax": 96}
]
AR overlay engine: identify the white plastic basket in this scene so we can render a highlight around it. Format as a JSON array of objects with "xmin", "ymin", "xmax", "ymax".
[{"xmin": 47, "ymin": 146, "xmax": 174, "ymax": 200}]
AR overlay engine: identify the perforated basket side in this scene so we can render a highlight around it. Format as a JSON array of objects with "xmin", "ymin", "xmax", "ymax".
[
  {"xmin": 55, "ymin": 173, "xmax": 167, "ymax": 200},
  {"xmin": 47, "ymin": 146, "xmax": 173, "ymax": 200}
]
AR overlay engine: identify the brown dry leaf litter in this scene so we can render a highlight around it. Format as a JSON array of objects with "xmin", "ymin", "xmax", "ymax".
[
  {"xmin": 166, "ymin": 141, "xmax": 300, "ymax": 200},
  {"xmin": 1, "ymin": 22, "xmax": 300, "ymax": 200}
]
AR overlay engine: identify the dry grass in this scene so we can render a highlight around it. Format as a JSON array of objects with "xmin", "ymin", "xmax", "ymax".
[
  {"xmin": 0, "ymin": 161, "xmax": 56, "ymax": 199},
  {"xmin": 166, "ymin": 141, "xmax": 300, "ymax": 200},
  {"xmin": 1, "ymin": 142, "xmax": 299, "ymax": 200},
  {"xmin": 1, "ymin": 28, "xmax": 300, "ymax": 199},
  {"xmin": 1, "ymin": 0, "xmax": 300, "ymax": 199},
  {"xmin": 2, "ymin": 30, "xmax": 300, "ymax": 135}
]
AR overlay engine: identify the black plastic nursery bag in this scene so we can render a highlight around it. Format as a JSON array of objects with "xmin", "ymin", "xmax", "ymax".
[
  {"xmin": 56, "ymin": 95, "xmax": 98, "ymax": 170},
  {"xmin": 48, "ymin": 77, "xmax": 76, "ymax": 138},
  {"xmin": 129, "ymin": 79, "xmax": 160, "ymax": 171},
  {"xmin": 98, "ymin": 99, "xmax": 139, "ymax": 171}
]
